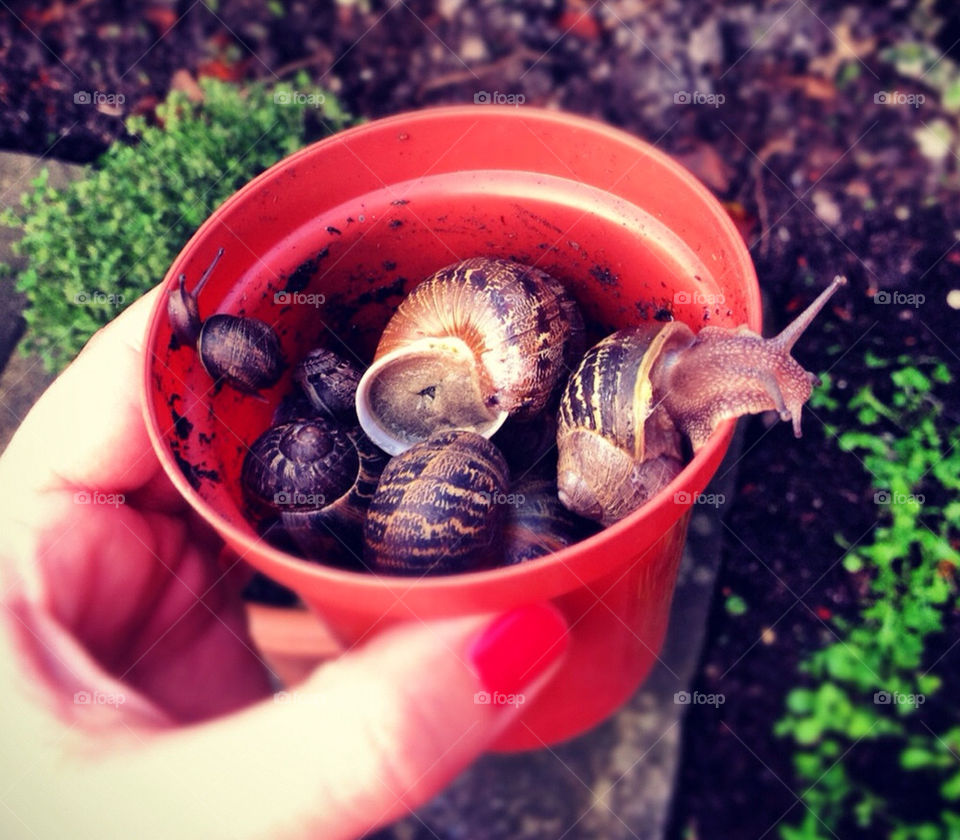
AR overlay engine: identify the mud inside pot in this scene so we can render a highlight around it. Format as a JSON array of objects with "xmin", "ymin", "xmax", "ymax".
[{"xmin": 148, "ymin": 171, "xmax": 751, "ymax": 574}]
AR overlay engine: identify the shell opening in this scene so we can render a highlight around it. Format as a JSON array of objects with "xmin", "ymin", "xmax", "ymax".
[{"xmin": 356, "ymin": 337, "xmax": 509, "ymax": 455}]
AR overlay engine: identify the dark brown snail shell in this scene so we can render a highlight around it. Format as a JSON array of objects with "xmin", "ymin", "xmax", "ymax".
[
  {"xmin": 293, "ymin": 347, "xmax": 362, "ymax": 420},
  {"xmin": 363, "ymin": 429, "xmax": 510, "ymax": 576},
  {"xmin": 503, "ymin": 476, "xmax": 593, "ymax": 566},
  {"xmin": 492, "ymin": 413, "xmax": 559, "ymax": 475},
  {"xmin": 272, "ymin": 391, "xmax": 318, "ymax": 426},
  {"xmin": 557, "ymin": 276, "xmax": 847, "ymax": 525},
  {"xmin": 199, "ymin": 314, "xmax": 284, "ymax": 393},
  {"xmin": 355, "ymin": 258, "xmax": 585, "ymax": 455},
  {"xmin": 242, "ymin": 419, "xmax": 387, "ymax": 560}
]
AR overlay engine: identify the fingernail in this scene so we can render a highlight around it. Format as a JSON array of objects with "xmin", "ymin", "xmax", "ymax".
[{"xmin": 468, "ymin": 603, "xmax": 569, "ymax": 697}]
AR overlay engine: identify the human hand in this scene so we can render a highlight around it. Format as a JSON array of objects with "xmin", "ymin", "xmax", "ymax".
[{"xmin": 0, "ymin": 288, "xmax": 569, "ymax": 840}]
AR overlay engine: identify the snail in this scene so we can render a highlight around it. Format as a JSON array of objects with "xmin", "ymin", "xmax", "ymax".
[
  {"xmin": 503, "ymin": 476, "xmax": 594, "ymax": 565},
  {"xmin": 293, "ymin": 347, "xmax": 362, "ymax": 420},
  {"xmin": 167, "ymin": 247, "xmax": 224, "ymax": 346},
  {"xmin": 167, "ymin": 246, "xmax": 284, "ymax": 393},
  {"xmin": 557, "ymin": 276, "xmax": 847, "ymax": 526},
  {"xmin": 363, "ymin": 430, "xmax": 510, "ymax": 575},
  {"xmin": 355, "ymin": 258, "xmax": 584, "ymax": 455},
  {"xmin": 242, "ymin": 419, "xmax": 387, "ymax": 559},
  {"xmin": 199, "ymin": 315, "xmax": 284, "ymax": 394}
]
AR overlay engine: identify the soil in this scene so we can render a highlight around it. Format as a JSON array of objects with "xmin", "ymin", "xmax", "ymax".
[{"xmin": 3, "ymin": 0, "xmax": 960, "ymax": 836}]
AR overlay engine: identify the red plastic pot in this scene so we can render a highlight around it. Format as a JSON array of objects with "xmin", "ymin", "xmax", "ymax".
[{"xmin": 142, "ymin": 106, "xmax": 759, "ymax": 751}]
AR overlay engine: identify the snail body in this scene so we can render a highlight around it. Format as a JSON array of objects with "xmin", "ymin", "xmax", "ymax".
[
  {"xmin": 242, "ymin": 419, "xmax": 387, "ymax": 559},
  {"xmin": 167, "ymin": 247, "xmax": 223, "ymax": 346},
  {"xmin": 356, "ymin": 258, "xmax": 584, "ymax": 455},
  {"xmin": 363, "ymin": 430, "xmax": 510, "ymax": 575},
  {"xmin": 557, "ymin": 276, "xmax": 847, "ymax": 526}
]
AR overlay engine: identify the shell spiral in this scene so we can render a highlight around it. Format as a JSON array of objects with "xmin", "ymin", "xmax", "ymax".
[
  {"xmin": 356, "ymin": 258, "xmax": 584, "ymax": 454},
  {"xmin": 241, "ymin": 420, "xmax": 359, "ymax": 515},
  {"xmin": 363, "ymin": 429, "xmax": 510, "ymax": 575}
]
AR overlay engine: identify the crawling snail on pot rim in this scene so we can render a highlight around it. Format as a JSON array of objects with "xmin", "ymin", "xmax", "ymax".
[
  {"xmin": 557, "ymin": 276, "xmax": 847, "ymax": 527},
  {"xmin": 167, "ymin": 247, "xmax": 284, "ymax": 394}
]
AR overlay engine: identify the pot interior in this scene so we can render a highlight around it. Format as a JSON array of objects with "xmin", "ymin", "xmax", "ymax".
[{"xmin": 147, "ymin": 143, "xmax": 750, "ymax": 572}]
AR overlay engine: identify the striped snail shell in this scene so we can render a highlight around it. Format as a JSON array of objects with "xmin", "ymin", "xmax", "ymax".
[
  {"xmin": 503, "ymin": 476, "xmax": 594, "ymax": 566},
  {"xmin": 363, "ymin": 430, "xmax": 510, "ymax": 575},
  {"xmin": 293, "ymin": 347, "xmax": 362, "ymax": 420},
  {"xmin": 242, "ymin": 419, "xmax": 387, "ymax": 559},
  {"xmin": 199, "ymin": 314, "xmax": 284, "ymax": 394},
  {"xmin": 557, "ymin": 276, "xmax": 847, "ymax": 526},
  {"xmin": 355, "ymin": 258, "xmax": 584, "ymax": 455}
]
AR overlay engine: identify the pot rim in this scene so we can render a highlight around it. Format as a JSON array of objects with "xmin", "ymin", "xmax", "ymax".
[{"xmin": 142, "ymin": 104, "xmax": 758, "ymax": 595}]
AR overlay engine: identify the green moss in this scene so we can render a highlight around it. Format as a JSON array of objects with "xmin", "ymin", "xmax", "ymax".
[{"xmin": 1, "ymin": 76, "xmax": 352, "ymax": 372}]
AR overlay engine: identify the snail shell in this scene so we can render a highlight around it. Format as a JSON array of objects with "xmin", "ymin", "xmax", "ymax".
[
  {"xmin": 272, "ymin": 391, "xmax": 318, "ymax": 426},
  {"xmin": 242, "ymin": 419, "xmax": 387, "ymax": 559},
  {"xmin": 557, "ymin": 276, "xmax": 847, "ymax": 526},
  {"xmin": 293, "ymin": 347, "xmax": 362, "ymax": 420},
  {"xmin": 363, "ymin": 430, "xmax": 510, "ymax": 575},
  {"xmin": 199, "ymin": 314, "xmax": 284, "ymax": 393},
  {"xmin": 503, "ymin": 476, "xmax": 593, "ymax": 565},
  {"xmin": 492, "ymin": 412, "xmax": 559, "ymax": 475},
  {"xmin": 557, "ymin": 325, "xmax": 689, "ymax": 526},
  {"xmin": 356, "ymin": 258, "xmax": 584, "ymax": 455}
]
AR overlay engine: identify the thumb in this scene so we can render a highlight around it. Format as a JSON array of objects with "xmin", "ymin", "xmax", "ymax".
[{"xmin": 86, "ymin": 604, "xmax": 569, "ymax": 840}]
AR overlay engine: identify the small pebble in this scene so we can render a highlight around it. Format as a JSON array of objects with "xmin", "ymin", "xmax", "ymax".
[
  {"xmin": 460, "ymin": 35, "xmax": 487, "ymax": 62},
  {"xmin": 812, "ymin": 190, "xmax": 841, "ymax": 227}
]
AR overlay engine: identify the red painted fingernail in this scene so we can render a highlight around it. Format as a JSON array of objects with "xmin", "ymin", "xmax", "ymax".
[{"xmin": 468, "ymin": 603, "xmax": 569, "ymax": 697}]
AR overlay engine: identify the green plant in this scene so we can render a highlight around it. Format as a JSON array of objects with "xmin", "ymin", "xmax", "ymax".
[
  {"xmin": 2, "ymin": 76, "xmax": 352, "ymax": 372},
  {"xmin": 775, "ymin": 358, "xmax": 960, "ymax": 839}
]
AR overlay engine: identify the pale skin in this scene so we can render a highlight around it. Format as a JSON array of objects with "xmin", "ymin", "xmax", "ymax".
[{"xmin": 0, "ymin": 288, "xmax": 559, "ymax": 840}]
